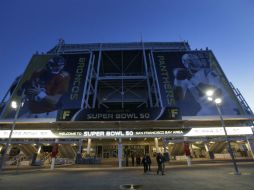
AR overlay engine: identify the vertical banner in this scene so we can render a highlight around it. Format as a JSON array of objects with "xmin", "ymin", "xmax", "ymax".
[
  {"xmin": 153, "ymin": 53, "xmax": 176, "ymax": 107},
  {"xmin": 1, "ymin": 53, "xmax": 90, "ymax": 119},
  {"xmin": 57, "ymin": 54, "xmax": 90, "ymax": 109},
  {"xmin": 153, "ymin": 51, "xmax": 243, "ymax": 116}
]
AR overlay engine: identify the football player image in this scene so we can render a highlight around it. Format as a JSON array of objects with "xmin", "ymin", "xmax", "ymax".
[
  {"xmin": 21, "ymin": 55, "xmax": 70, "ymax": 117},
  {"xmin": 173, "ymin": 53, "xmax": 239, "ymax": 115}
]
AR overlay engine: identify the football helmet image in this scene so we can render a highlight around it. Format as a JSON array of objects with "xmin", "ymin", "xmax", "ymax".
[
  {"xmin": 182, "ymin": 54, "xmax": 206, "ymax": 75},
  {"xmin": 173, "ymin": 53, "xmax": 239, "ymax": 115},
  {"xmin": 47, "ymin": 56, "xmax": 65, "ymax": 74}
]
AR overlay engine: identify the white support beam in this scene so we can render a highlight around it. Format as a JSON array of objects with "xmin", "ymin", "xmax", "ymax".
[
  {"xmin": 154, "ymin": 138, "xmax": 160, "ymax": 153},
  {"xmin": 150, "ymin": 50, "xmax": 163, "ymax": 108},
  {"xmin": 118, "ymin": 138, "xmax": 123, "ymax": 168},
  {"xmin": 92, "ymin": 45, "xmax": 103, "ymax": 108},
  {"xmin": 81, "ymin": 51, "xmax": 93, "ymax": 109},
  {"xmin": 85, "ymin": 55, "xmax": 95, "ymax": 108},
  {"xmin": 142, "ymin": 43, "xmax": 152, "ymax": 107}
]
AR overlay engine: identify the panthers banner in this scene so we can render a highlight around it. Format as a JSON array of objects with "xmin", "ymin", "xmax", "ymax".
[{"xmin": 153, "ymin": 51, "xmax": 243, "ymax": 116}]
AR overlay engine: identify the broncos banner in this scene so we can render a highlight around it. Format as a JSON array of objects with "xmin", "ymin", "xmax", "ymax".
[{"xmin": 1, "ymin": 54, "xmax": 90, "ymax": 119}]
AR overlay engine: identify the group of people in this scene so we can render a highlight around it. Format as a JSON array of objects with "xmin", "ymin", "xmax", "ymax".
[
  {"xmin": 127, "ymin": 152, "xmax": 167, "ymax": 175},
  {"xmin": 142, "ymin": 153, "xmax": 166, "ymax": 175}
]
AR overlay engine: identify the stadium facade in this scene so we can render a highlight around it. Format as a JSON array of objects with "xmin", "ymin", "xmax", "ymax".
[{"xmin": 0, "ymin": 40, "xmax": 254, "ymax": 167}]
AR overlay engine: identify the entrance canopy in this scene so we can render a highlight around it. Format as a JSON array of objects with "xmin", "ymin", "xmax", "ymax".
[
  {"xmin": 0, "ymin": 127, "xmax": 253, "ymax": 139},
  {"xmin": 0, "ymin": 115, "xmax": 253, "ymax": 130}
]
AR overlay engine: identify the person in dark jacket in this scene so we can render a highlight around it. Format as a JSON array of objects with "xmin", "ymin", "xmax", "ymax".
[
  {"xmin": 142, "ymin": 155, "xmax": 148, "ymax": 173},
  {"xmin": 131, "ymin": 153, "xmax": 135, "ymax": 166},
  {"xmin": 136, "ymin": 154, "xmax": 141, "ymax": 165},
  {"xmin": 147, "ymin": 154, "xmax": 152, "ymax": 171},
  {"xmin": 156, "ymin": 153, "xmax": 165, "ymax": 175}
]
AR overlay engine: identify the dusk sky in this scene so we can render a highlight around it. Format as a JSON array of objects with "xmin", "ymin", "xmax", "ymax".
[{"xmin": 0, "ymin": 0, "xmax": 254, "ymax": 111}]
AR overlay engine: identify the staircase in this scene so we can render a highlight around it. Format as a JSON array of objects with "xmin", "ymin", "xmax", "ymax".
[
  {"xmin": 58, "ymin": 144, "xmax": 76, "ymax": 159},
  {"xmin": 230, "ymin": 82, "xmax": 253, "ymax": 115}
]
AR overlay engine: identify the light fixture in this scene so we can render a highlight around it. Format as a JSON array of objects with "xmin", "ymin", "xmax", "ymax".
[
  {"xmin": 215, "ymin": 98, "xmax": 222, "ymax": 104},
  {"xmin": 205, "ymin": 90, "xmax": 240, "ymax": 175},
  {"xmin": 206, "ymin": 90, "xmax": 214, "ymax": 97},
  {"xmin": 0, "ymin": 90, "xmax": 26, "ymax": 170},
  {"xmin": 11, "ymin": 101, "xmax": 18, "ymax": 109},
  {"xmin": 207, "ymin": 97, "xmax": 213, "ymax": 101}
]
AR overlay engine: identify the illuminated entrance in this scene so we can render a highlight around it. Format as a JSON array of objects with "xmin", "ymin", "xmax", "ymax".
[{"xmin": 0, "ymin": 126, "xmax": 253, "ymax": 168}]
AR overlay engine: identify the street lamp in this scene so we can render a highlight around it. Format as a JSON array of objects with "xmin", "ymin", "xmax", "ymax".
[
  {"xmin": 206, "ymin": 90, "xmax": 240, "ymax": 175},
  {"xmin": 0, "ymin": 91, "xmax": 25, "ymax": 170}
]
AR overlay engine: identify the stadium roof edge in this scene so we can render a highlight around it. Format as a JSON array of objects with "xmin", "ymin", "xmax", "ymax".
[{"xmin": 47, "ymin": 41, "xmax": 191, "ymax": 53}]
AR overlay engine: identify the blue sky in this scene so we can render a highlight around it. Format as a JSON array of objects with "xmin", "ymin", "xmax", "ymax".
[{"xmin": 0, "ymin": 0, "xmax": 254, "ymax": 111}]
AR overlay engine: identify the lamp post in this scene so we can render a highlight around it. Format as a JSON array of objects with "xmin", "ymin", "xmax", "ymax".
[
  {"xmin": 0, "ymin": 91, "xmax": 25, "ymax": 170},
  {"xmin": 206, "ymin": 90, "xmax": 240, "ymax": 175}
]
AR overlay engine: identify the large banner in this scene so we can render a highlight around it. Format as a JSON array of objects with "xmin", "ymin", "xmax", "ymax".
[
  {"xmin": 2, "ymin": 54, "xmax": 90, "ymax": 119},
  {"xmin": 153, "ymin": 51, "xmax": 243, "ymax": 116},
  {"xmin": 57, "ymin": 107, "xmax": 181, "ymax": 121},
  {"xmin": 2, "ymin": 50, "xmax": 244, "ymax": 121}
]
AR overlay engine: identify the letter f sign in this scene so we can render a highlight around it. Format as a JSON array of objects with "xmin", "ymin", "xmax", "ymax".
[
  {"xmin": 62, "ymin": 111, "xmax": 71, "ymax": 120},
  {"xmin": 170, "ymin": 109, "xmax": 178, "ymax": 119}
]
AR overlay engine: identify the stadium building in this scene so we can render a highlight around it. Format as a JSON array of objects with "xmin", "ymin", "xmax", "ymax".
[{"xmin": 0, "ymin": 40, "xmax": 254, "ymax": 168}]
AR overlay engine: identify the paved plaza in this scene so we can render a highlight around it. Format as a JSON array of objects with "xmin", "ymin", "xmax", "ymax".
[{"xmin": 0, "ymin": 162, "xmax": 254, "ymax": 190}]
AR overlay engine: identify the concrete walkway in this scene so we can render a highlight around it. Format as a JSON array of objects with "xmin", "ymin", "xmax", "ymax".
[{"xmin": 0, "ymin": 162, "xmax": 254, "ymax": 190}]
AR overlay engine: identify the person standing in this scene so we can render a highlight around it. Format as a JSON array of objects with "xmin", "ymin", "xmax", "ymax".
[
  {"xmin": 131, "ymin": 153, "xmax": 135, "ymax": 166},
  {"xmin": 156, "ymin": 153, "xmax": 165, "ymax": 175},
  {"xmin": 142, "ymin": 155, "xmax": 148, "ymax": 173},
  {"xmin": 136, "ymin": 154, "xmax": 141, "ymax": 166},
  {"xmin": 162, "ymin": 154, "xmax": 166, "ymax": 174},
  {"xmin": 125, "ymin": 155, "xmax": 129, "ymax": 167},
  {"xmin": 147, "ymin": 154, "xmax": 151, "ymax": 171}
]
